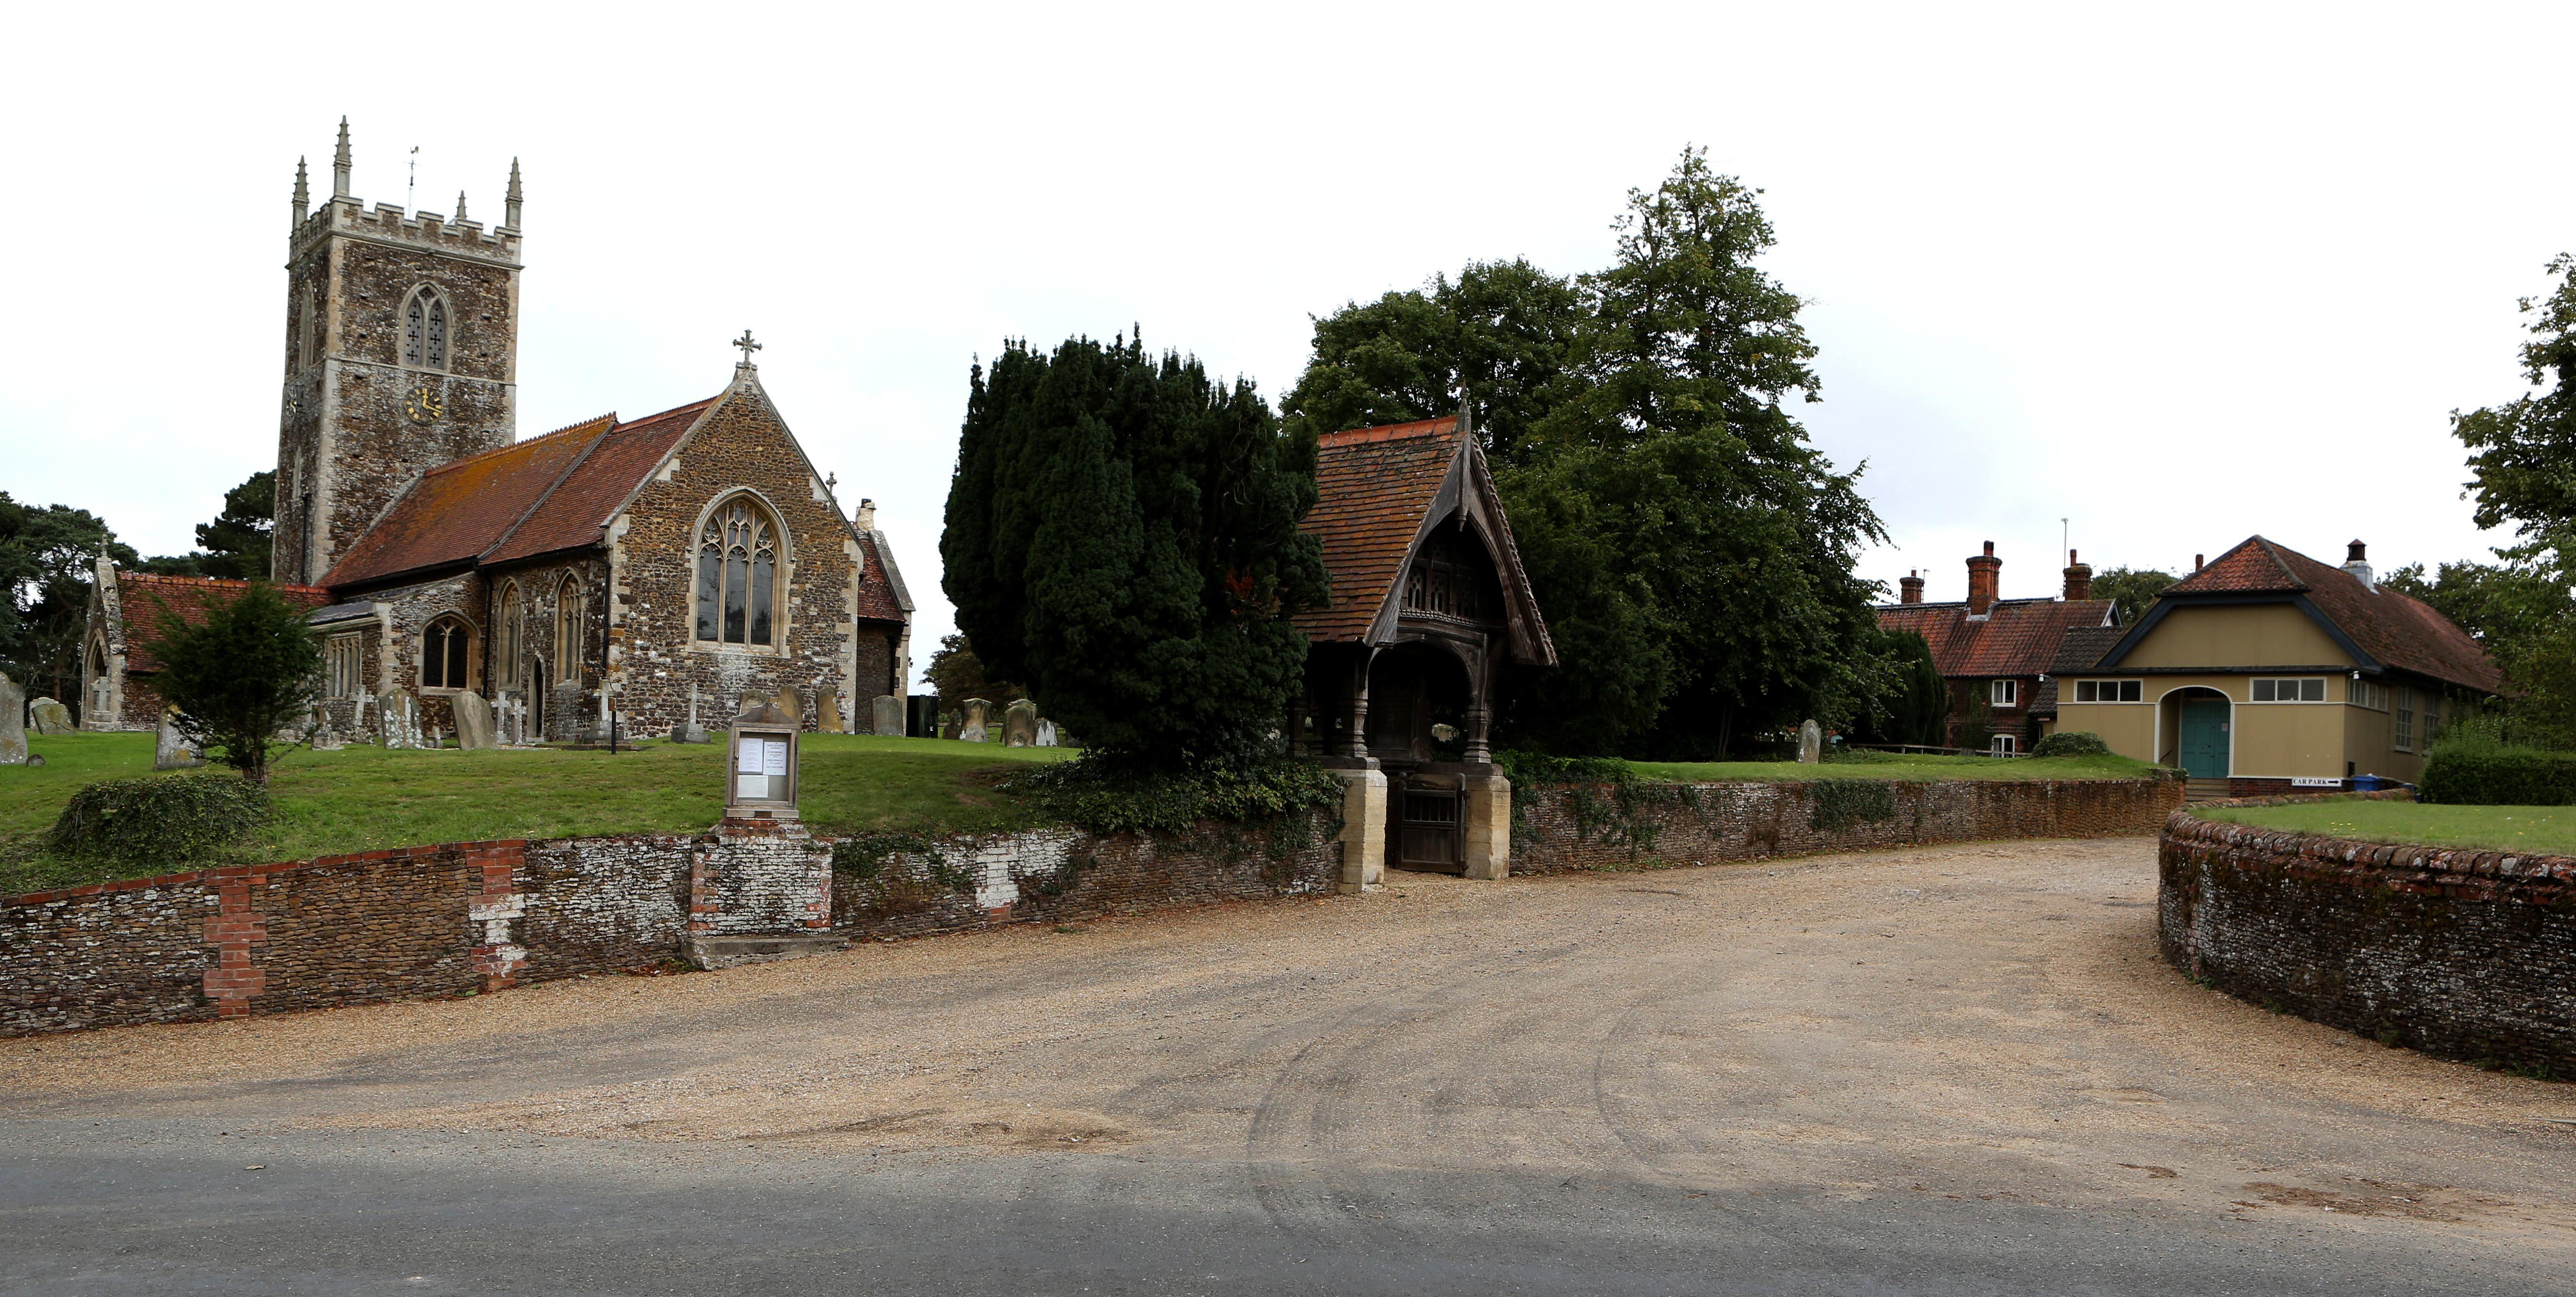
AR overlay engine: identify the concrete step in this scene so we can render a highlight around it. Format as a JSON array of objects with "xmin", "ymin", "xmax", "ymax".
[
  {"xmin": 684, "ymin": 934, "xmax": 849, "ymax": 970},
  {"xmin": 2185, "ymin": 778, "xmax": 2232, "ymax": 803}
]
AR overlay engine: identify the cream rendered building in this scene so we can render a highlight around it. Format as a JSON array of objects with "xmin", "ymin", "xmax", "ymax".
[{"xmin": 2051, "ymin": 537, "xmax": 2499, "ymax": 796}]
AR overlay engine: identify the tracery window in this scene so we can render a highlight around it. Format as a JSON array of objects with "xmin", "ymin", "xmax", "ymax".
[
  {"xmin": 401, "ymin": 286, "xmax": 448, "ymax": 371},
  {"xmin": 326, "ymin": 635, "xmax": 364, "ymax": 699},
  {"xmin": 1401, "ymin": 532, "xmax": 1486, "ymax": 621},
  {"xmin": 421, "ymin": 616, "xmax": 471, "ymax": 690},
  {"xmin": 696, "ymin": 499, "xmax": 780, "ymax": 646},
  {"xmin": 497, "ymin": 583, "xmax": 522, "ymax": 686},
  {"xmin": 554, "ymin": 576, "xmax": 585, "ymax": 674}
]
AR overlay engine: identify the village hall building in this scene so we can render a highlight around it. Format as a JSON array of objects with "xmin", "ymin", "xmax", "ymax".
[
  {"xmin": 2051, "ymin": 537, "xmax": 2499, "ymax": 797},
  {"xmin": 83, "ymin": 123, "xmax": 913, "ymax": 741}
]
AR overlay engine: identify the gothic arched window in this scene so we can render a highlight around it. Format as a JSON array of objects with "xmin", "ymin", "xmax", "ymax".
[
  {"xmin": 554, "ymin": 576, "xmax": 584, "ymax": 675},
  {"xmin": 497, "ymin": 582, "xmax": 522, "ymax": 686},
  {"xmin": 402, "ymin": 286, "xmax": 449, "ymax": 371},
  {"xmin": 696, "ymin": 498, "xmax": 780, "ymax": 646},
  {"xmin": 421, "ymin": 616, "xmax": 472, "ymax": 689}
]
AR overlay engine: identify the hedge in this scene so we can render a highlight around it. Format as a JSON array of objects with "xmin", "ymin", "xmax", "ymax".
[
  {"xmin": 45, "ymin": 774, "xmax": 273, "ymax": 867},
  {"xmin": 2418, "ymin": 745, "xmax": 2576, "ymax": 806}
]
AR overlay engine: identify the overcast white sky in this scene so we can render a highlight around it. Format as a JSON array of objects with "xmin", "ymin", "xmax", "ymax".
[{"xmin": 6, "ymin": 2, "xmax": 2569, "ymax": 685}]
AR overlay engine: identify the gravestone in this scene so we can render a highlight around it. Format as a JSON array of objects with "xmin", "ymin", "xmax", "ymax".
[
  {"xmin": 311, "ymin": 704, "xmax": 344, "ymax": 751},
  {"xmin": 377, "ymin": 691, "xmax": 423, "ymax": 749},
  {"xmin": 1003, "ymin": 699, "xmax": 1039, "ymax": 747},
  {"xmin": 452, "ymin": 691, "xmax": 499, "ymax": 750},
  {"xmin": 87, "ymin": 675, "xmax": 113, "ymax": 728},
  {"xmin": 819, "ymin": 691, "xmax": 843, "ymax": 734},
  {"xmin": 959, "ymin": 698, "xmax": 991, "ymax": 743},
  {"xmin": 1036, "ymin": 719, "xmax": 1057, "ymax": 748},
  {"xmin": 28, "ymin": 697, "xmax": 72, "ymax": 736},
  {"xmin": 0, "ymin": 671, "xmax": 25, "ymax": 764},
  {"xmin": 872, "ymin": 694, "xmax": 904, "ymax": 736},
  {"xmin": 154, "ymin": 710, "xmax": 202, "ymax": 770},
  {"xmin": 674, "ymin": 684, "xmax": 710, "ymax": 743},
  {"xmin": 776, "ymin": 686, "xmax": 805, "ymax": 728},
  {"xmin": 1797, "ymin": 718, "xmax": 1823, "ymax": 764}
]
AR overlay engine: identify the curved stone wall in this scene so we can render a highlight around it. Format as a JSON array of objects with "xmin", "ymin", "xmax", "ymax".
[{"xmin": 2160, "ymin": 799, "xmax": 2576, "ymax": 1076}]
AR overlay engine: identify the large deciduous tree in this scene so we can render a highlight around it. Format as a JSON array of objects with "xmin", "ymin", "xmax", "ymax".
[
  {"xmin": 2455, "ymin": 254, "xmax": 2576, "ymax": 559},
  {"xmin": 1281, "ymin": 147, "xmax": 1890, "ymax": 757},
  {"xmin": 942, "ymin": 335, "xmax": 1330, "ymax": 771}
]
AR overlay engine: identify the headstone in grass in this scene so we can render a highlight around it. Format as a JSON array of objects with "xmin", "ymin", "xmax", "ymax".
[
  {"xmin": 0, "ymin": 671, "xmax": 23, "ymax": 764},
  {"xmin": 674, "ymin": 684, "xmax": 710, "ymax": 743},
  {"xmin": 29, "ymin": 697, "xmax": 72, "ymax": 736},
  {"xmin": 1798, "ymin": 719, "xmax": 1823, "ymax": 764},
  {"xmin": 452, "ymin": 691, "xmax": 498, "ymax": 750},
  {"xmin": 778, "ymin": 685, "xmax": 805, "ymax": 727},
  {"xmin": 1036, "ymin": 718, "xmax": 1058, "ymax": 747},
  {"xmin": 873, "ymin": 694, "xmax": 903, "ymax": 736},
  {"xmin": 377, "ymin": 691, "xmax": 423, "ymax": 749},
  {"xmin": 1004, "ymin": 699, "xmax": 1039, "ymax": 747},
  {"xmin": 959, "ymin": 698, "xmax": 992, "ymax": 743},
  {"xmin": 819, "ymin": 691, "xmax": 843, "ymax": 734},
  {"xmin": 154, "ymin": 710, "xmax": 204, "ymax": 770}
]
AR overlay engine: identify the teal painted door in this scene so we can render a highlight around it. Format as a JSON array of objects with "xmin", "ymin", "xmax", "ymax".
[{"xmin": 2178, "ymin": 699, "xmax": 2231, "ymax": 778}]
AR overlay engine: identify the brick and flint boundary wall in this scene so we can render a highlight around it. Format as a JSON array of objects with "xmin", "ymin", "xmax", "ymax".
[
  {"xmin": 2161, "ymin": 792, "xmax": 2576, "ymax": 1075},
  {"xmin": 1, "ymin": 811, "xmax": 1343, "ymax": 1037},
  {"xmin": 1511, "ymin": 775, "xmax": 2184, "ymax": 874}
]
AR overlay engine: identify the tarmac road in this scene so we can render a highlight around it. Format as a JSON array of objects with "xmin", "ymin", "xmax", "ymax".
[{"xmin": 5, "ymin": 837, "xmax": 2573, "ymax": 1295}]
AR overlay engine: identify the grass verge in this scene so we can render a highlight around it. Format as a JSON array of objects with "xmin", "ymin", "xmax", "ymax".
[
  {"xmin": 2198, "ymin": 800, "xmax": 2576, "ymax": 856},
  {"xmin": 0, "ymin": 731, "xmax": 1073, "ymax": 895}
]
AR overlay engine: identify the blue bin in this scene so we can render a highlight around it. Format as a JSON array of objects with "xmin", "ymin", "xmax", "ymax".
[{"xmin": 2352, "ymin": 774, "xmax": 2384, "ymax": 792}]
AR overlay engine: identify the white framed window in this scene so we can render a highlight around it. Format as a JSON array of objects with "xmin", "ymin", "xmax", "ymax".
[
  {"xmin": 1990, "ymin": 733, "xmax": 2018, "ymax": 756},
  {"xmin": 2251, "ymin": 677, "xmax": 2327, "ymax": 702},
  {"xmin": 1990, "ymin": 678, "xmax": 2017, "ymax": 707},
  {"xmin": 2348, "ymin": 679, "xmax": 2387, "ymax": 710},
  {"xmin": 2394, "ymin": 690, "xmax": 2415, "ymax": 752},
  {"xmin": 325, "ymin": 635, "xmax": 364, "ymax": 699},
  {"xmin": 2074, "ymin": 679, "xmax": 2142, "ymax": 703}
]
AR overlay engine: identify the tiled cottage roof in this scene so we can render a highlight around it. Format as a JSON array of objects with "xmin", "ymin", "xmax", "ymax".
[
  {"xmin": 114, "ymin": 573, "xmax": 330, "ymax": 673},
  {"xmin": 1875, "ymin": 598, "xmax": 2119, "ymax": 680},
  {"xmin": 2150, "ymin": 536, "xmax": 2501, "ymax": 693},
  {"xmin": 2049, "ymin": 624, "xmax": 2130, "ymax": 675},
  {"xmin": 1294, "ymin": 418, "xmax": 1465, "ymax": 643},
  {"xmin": 321, "ymin": 401, "xmax": 713, "ymax": 588}
]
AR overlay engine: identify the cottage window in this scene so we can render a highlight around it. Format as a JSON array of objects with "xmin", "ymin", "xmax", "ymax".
[
  {"xmin": 696, "ymin": 499, "xmax": 780, "ymax": 646},
  {"xmin": 2394, "ymin": 691, "xmax": 2415, "ymax": 751},
  {"xmin": 1989, "ymin": 679, "xmax": 2017, "ymax": 707},
  {"xmin": 1990, "ymin": 733, "xmax": 2018, "ymax": 756},
  {"xmin": 2075, "ymin": 679, "xmax": 2142, "ymax": 703},
  {"xmin": 2349, "ymin": 679, "xmax": 2386, "ymax": 709},
  {"xmin": 421, "ymin": 616, "xmax": 471, "ymax": 689},
  {"xmin": 2252, "ymin": 677, "xmax": 2327, "ymax": 702},
  {"xmin": 326, "ymin": 635, "xmax": 364, "ymax": 699},
  {"xmin": 401, "ymin": 287, "xmax": 449, "ymax": 371}
]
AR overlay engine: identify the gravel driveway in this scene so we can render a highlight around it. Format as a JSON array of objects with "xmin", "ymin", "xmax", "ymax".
[{"xmin": 5, "ymin": 837, "xmax": 2572, "ymax": 1294}]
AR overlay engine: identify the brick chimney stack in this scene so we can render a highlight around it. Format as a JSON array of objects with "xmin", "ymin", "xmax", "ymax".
[
  {"xmin": 1966, "ymin": 541, "xmax": 2001, "ymax": 616},
  {"xmin": 2342, "ymin": 539, "xmax": 2375, "ymax": 591},
  {"xmin": 2063, "ymin": 548, "xmax": 2093, "ymax": 601},
  {"xmin": 1899, "ymin": 570, "xmax": 1924, "ymax": 605}
]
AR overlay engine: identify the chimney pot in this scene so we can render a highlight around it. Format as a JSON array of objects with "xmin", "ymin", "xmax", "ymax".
[
  {"xmin": 2346, "ymin": 539, "xmax": 2367, "ymax": 563},
  {"xmin": 2342, "ymin": 539, "xmax": 2375, "ymax": 591},
  {"xmin": 1899, "ymin": 570, "xmax": 1925, "ymax": 605},
  {"xmin": 2194, "ymin": 554, "xmax": 2204, "ymax": 571},
  {"xmin": 1965, "ymin": 543, "xmax": 2002, "ymax": 616},
  {"xmin": 2062, "ymin": 548, "xmax": 2094, "ymax": 602}
]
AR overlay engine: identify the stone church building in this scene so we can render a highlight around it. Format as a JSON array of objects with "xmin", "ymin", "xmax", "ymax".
[{"xmin": 85, "ymin": 123, "xmax": 912, "ymax": 740}]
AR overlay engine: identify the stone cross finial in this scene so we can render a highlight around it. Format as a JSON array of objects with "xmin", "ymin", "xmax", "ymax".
[
  {"xmin": 455, "ymin": 189, "xmax": 468, "ymax": 221},
  {"xmin": 734, "ymin": 330, "xmax": 762, "ymax": 366},
  {"xmin": 293, "ymin": 157, "xmax": 309, "ymax": 225},
  {"xmin": 504, "ymin": 158, "xmax": 523, "ymax": 229}
]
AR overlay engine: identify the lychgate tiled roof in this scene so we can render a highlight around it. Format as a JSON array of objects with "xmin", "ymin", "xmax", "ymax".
[
  {"xmin": 2148, "ymin": 536, "xmax": 2501, "ymax": 693},
  {"xmin": 114, "ymin": 574, "xmax": 331, "ymax": 673},
  {"xmin": 1875, "ymin": 598, "xmax": 2119, "ymax": 681},
  {"xmin": 1294, "ymin": 418, "xmax": 1464, "ymax": 643}
]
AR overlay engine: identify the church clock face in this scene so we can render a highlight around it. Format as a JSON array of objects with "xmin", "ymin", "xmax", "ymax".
[{"xmin": 403, "ymin": 385, "xmax": 444, "ymax": 424}]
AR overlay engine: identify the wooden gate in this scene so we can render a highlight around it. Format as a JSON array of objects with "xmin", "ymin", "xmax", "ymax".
[{"xmin": 1395, "ymin": 779, "xmax": 1463, "ymax": 873}]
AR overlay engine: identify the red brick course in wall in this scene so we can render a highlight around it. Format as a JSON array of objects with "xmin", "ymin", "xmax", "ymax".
[
  {"xmin": 1512, "ymin": 775, "xmax": 2184, "ymax": 873},
  {"xmin": 2160, "ymin": 793, "xmax": 2576, "ymax": 1075}
]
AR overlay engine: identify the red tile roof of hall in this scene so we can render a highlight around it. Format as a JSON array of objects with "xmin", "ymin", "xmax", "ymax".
[
  {"xmin": 320, "ymin": 400, "xmax": 716, "ymax": 588},
  {"xmin": 1875, "ymin": 597, "xmax": 2119, "ymax": 679},
  {"xmin": 2148, "ymin": 536, "xmax": 2501, "ymax": 692},
  {"xmin": 113, "ymin": 573, "xmax": 330, "ymax": 673},
  {"xmin": 1295, "ymin": 417, "xmax": 1462, "ymax": 643}
]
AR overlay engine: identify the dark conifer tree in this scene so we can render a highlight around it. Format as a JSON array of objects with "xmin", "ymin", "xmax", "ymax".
[{"xmin": 942, "ymin": 335, "xmax": 1329, "ymax": 771}]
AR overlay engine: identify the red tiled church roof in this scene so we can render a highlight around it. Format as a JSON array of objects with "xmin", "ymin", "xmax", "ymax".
[
  {"xmin": 2150, "ymin": 536, "xmax": 2501, "ymax": 692},
  {"xmin": 321, "ymin": 401, "xmax": 712, "ymax": 588},
  {"xmin": 1295, "ymin": 418, "xmax": 1463, "ymax": 643},
  {"xmin": 1876, "ymin": 598, "xmax": 2118, "ymax": 680},
  {"xmin": 114, "ymin": 573, "xmax": 330, "ymax": 673}
]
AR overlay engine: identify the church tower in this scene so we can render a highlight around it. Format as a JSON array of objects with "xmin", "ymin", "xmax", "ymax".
[{"xmin": 273, "ymin": 119, "xmax": 523, "ymax": 585}]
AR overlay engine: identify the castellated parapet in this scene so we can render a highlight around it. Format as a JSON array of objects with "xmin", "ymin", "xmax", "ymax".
[{"xmin": 290, "ymin": 194, "xmax": 523, "ymax": 269}]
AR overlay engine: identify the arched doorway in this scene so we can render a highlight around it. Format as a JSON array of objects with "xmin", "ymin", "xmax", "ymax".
[
  {"xmin": 2164, "ymin": 686, "xmax": 2231, "ymax": 778},
  {"xmin": 1365, "ymin": 644, "xmax": 1475, "ymax": 873}
]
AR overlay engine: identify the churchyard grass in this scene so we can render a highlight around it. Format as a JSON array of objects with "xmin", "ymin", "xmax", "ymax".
[
  {"xmin": 1623, "ymin": 751, "xmax": 2164, "ymax": 784},
  {"xmin": 2198, "ymin": 800, "xmax": 2576, "ymax": 857},
  {"xmin": 0, "ymin": 731, "xmax": 1072, "ymax": 895}
]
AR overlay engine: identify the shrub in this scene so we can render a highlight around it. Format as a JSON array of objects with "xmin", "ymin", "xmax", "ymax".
[
  {"xmin": 2029, "ymin": 730, "xmax": 2111, "ymax": 758},
  {"xmin": 2419, "ymin": 744, "xmax": 2576, "ymax": 805},
  {"xmin": 142, "ymin": 581, "xmax": 323, "ymax": 784},
  {"xmin": 46, "ymin": 774, "xmax": 272, "ymax": 868}
]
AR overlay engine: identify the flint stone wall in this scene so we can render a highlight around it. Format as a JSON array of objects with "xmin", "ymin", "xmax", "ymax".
[
  {"xmin": 2160, "ymin": 794, "xmax": 2576, "ymax": 1075},
  {"xmin": 1512, "ymin": 775, "xmax": 2184, "ymax": 873}
]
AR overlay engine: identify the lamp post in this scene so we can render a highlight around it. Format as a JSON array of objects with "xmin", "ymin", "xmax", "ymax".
[{"xmin": 724, "ymin": 698, "xmax": 801, "ymax": 821}]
